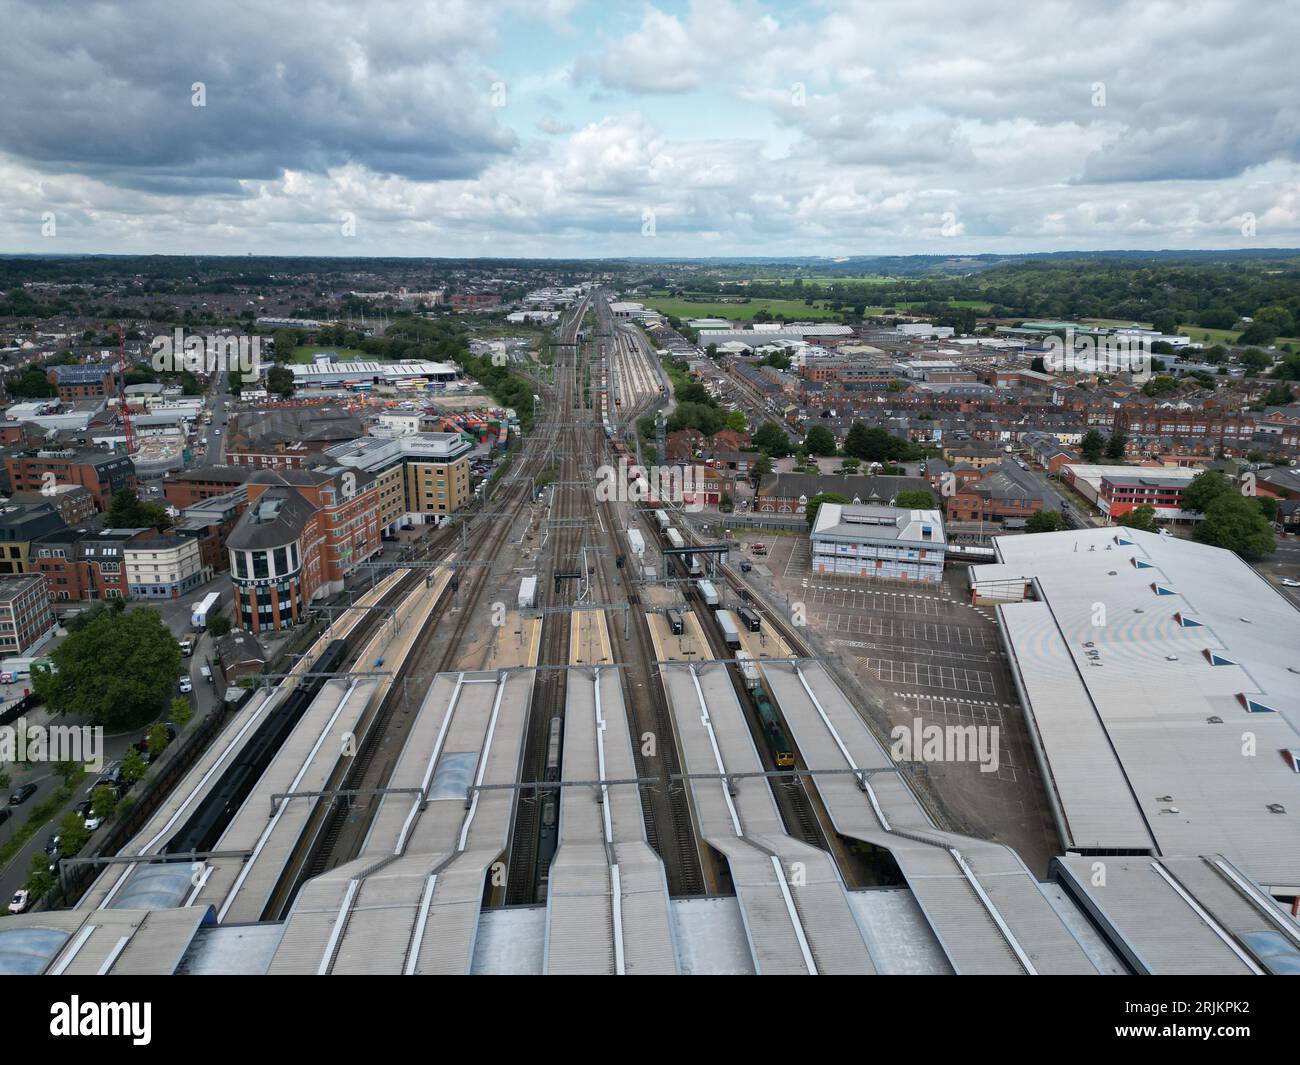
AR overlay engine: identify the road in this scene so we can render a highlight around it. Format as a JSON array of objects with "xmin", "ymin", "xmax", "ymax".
[
  {"xmin": 0, "ymin": 618, "xmax": 225, "ymax": 907},
  {"xmin": 0, "ymin": 368, "xmax": 242, "ymax": 909}
]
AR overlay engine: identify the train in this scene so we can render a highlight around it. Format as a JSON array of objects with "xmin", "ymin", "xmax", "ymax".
[
  {"xmin": 536, "ymin": 716, "xmax": 564, "ymax": 902},
  {"xmin": 736, "ymin": 606, "xmax": 762, "ymax": 632},
  {"xmin": 753, "ymin": 686, "xmax": 795, "ymax": 768},
  {"xmin": 685, "ymin": 553, "xmax": 703, "ymax": 577},
  {"xmin": 164, "ymin": 638, "xmax": 349, "ymax": 855},
  {"xmin": 654, "ymin": 510, "xmax": 671, "ymax": 533},
  {"xmin": 664, "ymin": 528, "xmax": 685, "ymax": 551},
  {"xmin": 696, "ymin": 580, "xmax": 720, "ymax": 608},
  {"xmin": 666, "ymin": 608, "xmax": 685, "ymax": 636}
]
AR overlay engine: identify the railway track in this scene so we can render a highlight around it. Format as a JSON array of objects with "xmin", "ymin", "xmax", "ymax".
[
  {"xmin": 503, "ymin": 313, "xmax": 587, "ymax": 905},
  {"xmin": 264, "ymin": 299, "xmax": 591, "ymax": 914},
  {"xmin": 653, "ymin": 528, "xmax": 828, "ymax": 852}
]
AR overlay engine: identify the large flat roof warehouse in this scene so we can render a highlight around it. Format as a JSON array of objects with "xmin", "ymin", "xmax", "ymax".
[
  {"xmin": 971, "ymin": 527, "xmax": 1300, "ymax": 894},
  {"xmin": 289, "ymin": 360, "xmax": 458, "ymax": 387}
]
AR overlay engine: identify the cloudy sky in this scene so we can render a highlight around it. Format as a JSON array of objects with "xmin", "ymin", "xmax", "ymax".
[{"xmin": 1, "ymin": 0, "xmax": 1297, "ymax": 257}]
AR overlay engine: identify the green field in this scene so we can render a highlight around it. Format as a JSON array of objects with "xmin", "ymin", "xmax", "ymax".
[
  {"xmin": 897, "ymin": 299, "xmax": 993, "ymax": 312},
  {"xmin": 290, "ymin": 345, "xmax": 369, "ymax": 363},
  {"xmin": 644, "ymin": 296, "xmax": 844, "ymax": 321}
]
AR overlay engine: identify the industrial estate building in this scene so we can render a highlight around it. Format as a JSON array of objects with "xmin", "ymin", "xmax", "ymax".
[{"xmin": 971, "ymin": 527, "xmax": 1300, "ymax": 956}]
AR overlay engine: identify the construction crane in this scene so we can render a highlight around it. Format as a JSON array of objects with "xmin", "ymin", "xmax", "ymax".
[{"xmin": 116, "ymin": 322, "xmax": 135, "ymax": 456}]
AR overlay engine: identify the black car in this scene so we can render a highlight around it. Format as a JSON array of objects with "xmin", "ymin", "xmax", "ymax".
[
  {"xmin": 45, "ymin": 833, "xmax": 61, "ymax": 855},
  {"xmin": 7, "ymin": 783, "xmax": 38, "ymax": 806},
  {"xmin": 0, "ymin": 808, "xmax": 11, "ymax": 826}
]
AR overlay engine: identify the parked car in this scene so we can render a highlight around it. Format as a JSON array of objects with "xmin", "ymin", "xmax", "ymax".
[
  {"xmin": 0, "ymin": 808, "xmax": 11, "ymax": 827},
  {"xmin": 84, "ymin": 812, "xmax": 103, "ymax": 832},
  {"xmin": 8, "ymin": 889, "xmax": 30, "ymax": 914},
  {"xmin": 178, "ymin": 675, "xmax": 193, "ymax": 694},
  {"xmin": 7, "ymin": 783, "xmax": 38, "ymax": 806},
  {"xmin": 44, "ymin": 833, "xmax": 61, "ymax": 855},
  {"xmin": 1281, "ymin": 577, "xmax": 1300, "ymax": 588}
]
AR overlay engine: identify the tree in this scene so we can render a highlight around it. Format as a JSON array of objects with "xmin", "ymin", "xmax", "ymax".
[
  {"xmin": 1181, "ymin": 469, "xmax": 1234, "ymax": 513},
  {"xmin": 26, "ymin": 852, "xmax": 57, "ymax": 901},
  {"xmin": 57, "ymin": 810, "xmax": 90, "ymax": 856},
  {"xmin": 1141, "ymin": 375, "xmax": 1177, "ymax": 396},
  {"xmin": 105, "ymin": 488, "xmax": 173, "ymax": 531},
  {"xmin": 804, "ymin": 425, "xmax": 837, "ymax": 456},
  {"xmin": 146, "ymin": 723, "xmax": 170, "ymax": 760},
  {"xmin": 1150, "ymin": 310, "xmax": 1178, "ymax": 335},
  {"xmin": 1192, "ymin": 493, "xmax": 1275, "ymax": 559},
  {"xmin": 805, "ymin": 492, "xmax": 851, "ymax": 528},
  {"xmin": 90, "ymin": 784, "xmax": 119, "ymax": 820},
  {"xmin": 120, "ymin": 747, "xmax": 147, "ymax": 786},
  {"xmin": 170, "ymin": 696, "xmax": 193, "ymax": 728},
  {"xmin": 206, "ymin": 612, "xmax": 232, "ymax": 639},
  {"xmin": 1237, "ymin": 348, "xmax": 1273, "ymax": 375},
  {"xmin": 267, "ymin": 364, "xmax": 295, "ymax": 398},
  {"xmin": 1026, "ymin": 510, "xmax": 1067, "ymax": 533},
  {"xmin": 752, "ymin": 453, "xmax": 773, "ymax": 479},
  {"xmin": 1116, "ymin": 504, "xmax": 1159, "ymax": 532},
  {"xmin": 844, "ymin": 423, "xmax": 911, "ymax": 463},
  {"xmin": 844, "ymin": 421, "xmax": 873, "ymax": 459},
  {"xmin": 1104, "ymin": 433, "xmax": 1128, "ymax": 462},
  {"xmin": 34, "ymin": 607, "xmax": 182, "ymax": 730},
  {"xmin": 1080, "ymin": 429, "xmax": 1106, "ymax": 463},
  {"xmin": 752, "ymin": 422, "xmax": 792, "ymax": 457},
  {"xmin": 723, "ymin": 410, "xmax": 748, "ymax": 433},
  {"xmin": 894, "ymin": 489, "xmax": 936, "ymax": 508}
]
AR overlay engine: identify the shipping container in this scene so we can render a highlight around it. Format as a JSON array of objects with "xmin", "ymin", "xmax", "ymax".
[
  {"xmin": 627, "ymin": 528, "xmax": 645, "ymax": 558},
  {"xmin": 518, "ymin": 576, "xmax": 538, "ymax": 610},
  {"xmin": 665, "ymin": 527, "xmax": 685, "ymax": 550},
  {"xmin": 735, "ymin": 649, "xmax": 761, "ymax": 689},
  {"xmin": 715, "ymin": 609, "xmax": 741, "ymax": 649},
  {"xmin": 654, "ymin": 510, "xmax": 671, "ymax": 532},
  {"xmin": 696, "ymin": 580, "xmax": 720, "ymax": 608}
]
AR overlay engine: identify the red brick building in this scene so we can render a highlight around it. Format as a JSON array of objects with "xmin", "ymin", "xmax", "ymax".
[
  {"xmin": 162, "ymin": 465, "xmax": 255, "ymax": 508},
  {"xmin": 227, "ymin": 468, "xmax": 381, "ymax": 633},
  {"xmin": 3, "ymin": 448, "xmax": 136, "ymax": 512}
]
